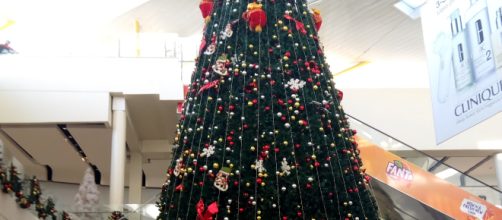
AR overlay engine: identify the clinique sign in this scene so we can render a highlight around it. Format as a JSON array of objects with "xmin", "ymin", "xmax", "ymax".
[{"xmin": 454, "ymin": 80, "xmax": 502, "ymax": 118}]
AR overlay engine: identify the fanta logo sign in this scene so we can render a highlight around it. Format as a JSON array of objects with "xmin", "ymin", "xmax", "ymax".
[{"xmin": 386, "ymin": 160, "xmax": 413, "ymax": 181}]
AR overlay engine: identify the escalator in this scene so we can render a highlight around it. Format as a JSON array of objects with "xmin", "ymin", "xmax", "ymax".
[{"xmin": 349, "ymin": 115, "xmax": 502, "ymax": 220}]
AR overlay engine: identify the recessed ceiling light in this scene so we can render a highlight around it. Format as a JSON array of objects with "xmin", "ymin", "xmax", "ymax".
[{"xmin": 435, "ymin": 168, "xmax": 459, "ymax": 179}]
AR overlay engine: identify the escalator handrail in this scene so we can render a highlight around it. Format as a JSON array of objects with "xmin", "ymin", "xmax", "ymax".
[{"xmin": 346, "ymin": 113, "xmax": 502, "ymax": 194}]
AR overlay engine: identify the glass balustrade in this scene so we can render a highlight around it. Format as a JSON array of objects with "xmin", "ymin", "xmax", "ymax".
[{"xmin": 347, "ymin": 114, "xmax": 502, "ymax": 206}]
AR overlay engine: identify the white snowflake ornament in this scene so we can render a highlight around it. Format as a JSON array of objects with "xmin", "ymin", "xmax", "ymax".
[
  {"xmin": 287, "ymin": 78, "xmax": 306, "ymax": 91},
  {"xmin": 255, "ymin": 159, "xmax": 266, "ymax": 173},
  {"xmin": 201, "ymin": 145, "xmax": 216, "ymax": 157},
  {"xmin": 281, "ymin": 158, "xmax": 291, "ymax": 176}
]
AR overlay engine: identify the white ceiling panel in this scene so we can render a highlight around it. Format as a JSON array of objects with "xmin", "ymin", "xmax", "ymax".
[{"xmin": 2, "ymin": 126, "xmax": 88, "ymax": 183}]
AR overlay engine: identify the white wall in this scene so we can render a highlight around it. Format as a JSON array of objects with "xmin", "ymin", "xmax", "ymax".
[
  {"xmin": 0, "ymin": 56, "xmax": 184, "ymax": 101},
  {"xmin": 0, "ymin": 91, "xmax": 110, "ymax": 125},
  {"xmin": 342, "ymin": 88, "xmax": 502, "ymax": 150}
]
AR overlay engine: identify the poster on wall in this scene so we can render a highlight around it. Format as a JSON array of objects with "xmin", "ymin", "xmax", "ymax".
[{"xmin": 421, "ymin": 0, "xmax": 502, "ymax": 144}]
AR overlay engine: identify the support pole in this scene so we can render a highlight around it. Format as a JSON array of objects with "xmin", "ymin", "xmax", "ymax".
[{"xmin": 109, "ymin": 96, "xmax": 127, "ymax": 211}]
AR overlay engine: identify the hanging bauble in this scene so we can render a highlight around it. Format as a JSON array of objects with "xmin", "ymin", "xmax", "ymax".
[
  {"xmin": 199, "ymin": 0, "xmax": 214, "ymax": 23},
  {"xmin": 312, "ymin": 8, "xmax": 322, "ymax": 31},
  {"xmin": 214, "ymin": 167, "xmax": 231, "ymax": 191},
  {"xmin": 204, "ymin": 34, "xmax": 217, "ymax": 55},
  {"xmin": 242, "ymin": 2, "xmax": 267, "ymax": 32},
  {"xmin": 212, "ymin": 54, "xmax": 229, "ymax": 76}
]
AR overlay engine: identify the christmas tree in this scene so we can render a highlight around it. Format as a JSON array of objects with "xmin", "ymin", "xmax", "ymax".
[
  {"xmin": 73, "ymin": 167, "xmax": 100, "ymax": 220},
  {"xmin": 0, "ymin": 165, "xmax": 6, "ymax": 191},
  {"xmin": 157, "ymin": 0, "xmax": 379, "ymax": 219},
  {"xmin": 108, "ymin": 211, "xmax": 127, "ymax": 220},
  {"xmin": 28, "ymin": 176, "xmax": 42, "ymax": 204},
  {"xmin": 62, "ymin": 211, "xmax": 72, "ymax": 220},
  {"xmin": 43, "ymin": 198, "xmax": 58, "ymax": 220}
]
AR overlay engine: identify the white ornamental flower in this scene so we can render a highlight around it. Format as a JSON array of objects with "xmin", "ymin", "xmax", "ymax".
[
  {"xmin": 201, "ymin": 145, "xmax": 216, "ymax": 157},
  {"xmin": 287, "ymin": 78, "xmax": 306, "ymax": 91},
  {"xmin": 281, "ymin": 159, "xmax": 291, "ymax": 176},
  {"xmin": 256, "ymin": 159, "xmax": 266, "ymax": 173}
]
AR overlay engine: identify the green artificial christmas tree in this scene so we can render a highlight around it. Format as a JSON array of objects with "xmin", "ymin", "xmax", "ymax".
[
  {"xmin": 157, "ymin": 0, "xmax": 379, "ymax": 219},
  {"xmin": 28, "ymin": 176, "xmax": 42, "ymax": 204},
  {"xmin": 62, "ymin": 211, "xmax": 72, "ymax": 220},
  {"xmin": 0, "ymin": 165, "xmax": 6, "ymax": 191},
  {"xmin": 109, "ymin": 211, "xmax": 127, "ymax": 220},
  {"xmin": 42, "ymin": 198, "xmax": 58, "ymax": 220}
]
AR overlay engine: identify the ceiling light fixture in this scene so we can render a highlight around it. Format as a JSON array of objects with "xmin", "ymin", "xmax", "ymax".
[
  {"xmin": 333, "ymin": 61, "xmax": 370, "ymax": 77},
  {"xmin": 435, "ymin": 168, "xmax": 459, "ymax": 179}
]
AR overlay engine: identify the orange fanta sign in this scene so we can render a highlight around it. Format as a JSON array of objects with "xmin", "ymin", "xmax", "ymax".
[{"xmin": 386, "ymin": 160, "xmax": 413, "ymax": 182}]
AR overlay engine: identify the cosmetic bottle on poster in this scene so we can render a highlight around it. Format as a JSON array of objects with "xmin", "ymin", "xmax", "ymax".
[
  {"xmin": 493, "ymin": 7, "xmax": 502, "ymax": 69},
  {"xmin": 450, "ymin": 9, "xmax": 475, "ymax": 91},
  {"xmin": 466, "ymin": 0, "xmax": 496, "ymax": 80}
]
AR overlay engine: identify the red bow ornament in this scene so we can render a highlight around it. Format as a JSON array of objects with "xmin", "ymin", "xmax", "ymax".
[
  {"xmin": 284, "ymin": 14, "xmax": 307, "ymax": 35},
  {"xmin": 196, "ymin": 199, "xmax": 219, "ymax": 220},
  {"xmin": 198, "ymin": 80, "xmax": 220, "ymax": 95}
]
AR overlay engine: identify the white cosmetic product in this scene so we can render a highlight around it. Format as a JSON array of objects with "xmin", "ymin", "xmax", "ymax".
[
  {"xmin": 466, "ymin": 0, "xmax": 496, "ymax": 80},
  {"xmin": 493, "ymin": 7, "xmax": 502, "ymax": 69},
  {"xmin": 450, "ymin": 9, "xmax": 475, "ymax": 91}
]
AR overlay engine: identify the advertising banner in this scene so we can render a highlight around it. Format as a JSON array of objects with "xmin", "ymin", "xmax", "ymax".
[
  {"xmin": 356, "ymin": 137, "xmax": 502, "ymax": 219},
  {"xmin": 421, "ymin": 0, "xmax": 502, "ymax": 143}
]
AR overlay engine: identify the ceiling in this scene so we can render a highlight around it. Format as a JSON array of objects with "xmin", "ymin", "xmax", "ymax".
[{"xmin": 0, "ymin": 0, "xmax": 499, "ymax": 193}]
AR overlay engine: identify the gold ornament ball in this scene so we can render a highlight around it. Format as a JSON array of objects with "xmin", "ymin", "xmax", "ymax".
[
  {"xmin": 261, "ymin": 182, "xmax": 266, "ymax": 186},
  {"xmin": 251, "ymin": 146, "xmax": 256, "ymax": 151},
  {"xmin": 282, "ymin": 26, "xmax": 289, "ymax": 31},
  {"xmin": 278, "ymin": 20, "xmax": 283, "ymax": 25},
  {"xmin": 313, "ymin": 85, "xmax": 318, "ymax": 90},
  {"xmin": 294, "ymin": 102, "xmax": 300, "ymax": 108},
  {"xmin": 248, "ymin": 101, "xmax": 254, "ymax": 106},
  {"xmin": 213, "ymin": 163, "xmax": 219, "ymax": 169}
]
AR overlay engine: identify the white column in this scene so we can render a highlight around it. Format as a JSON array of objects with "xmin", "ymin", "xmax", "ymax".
[
  {"xmin": 495, "ymin": 153, "xmax": 502, "ymax": 205},
  {"xmin": 128, "ymin": 152, "xmax": 143, "ymax": 220},
  {"xmin": 109, "ymin": 96, "xmax": 127, "ymax": 211},
  {"xmin": 128, "ymin": 152, "xmax": 143, "ymax": 202}
]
